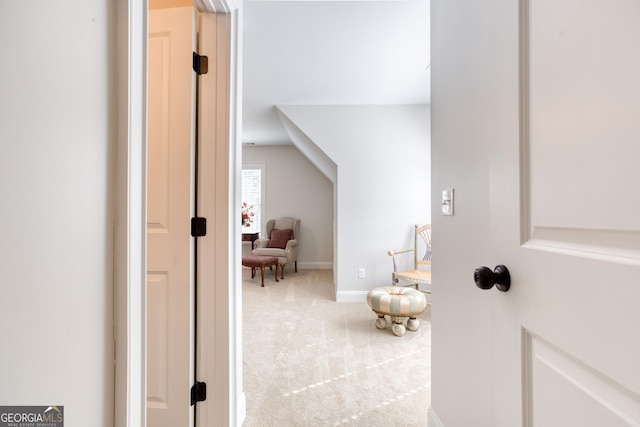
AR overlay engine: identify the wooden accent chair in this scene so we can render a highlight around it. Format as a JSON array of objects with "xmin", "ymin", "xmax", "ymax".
[{"xmin": 387, "ymin": 224, "xmax": 432, "ymax": 295}]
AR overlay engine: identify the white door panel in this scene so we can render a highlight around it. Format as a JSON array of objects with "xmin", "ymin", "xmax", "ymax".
[
  {"xmin": 503, "ymin": 1, "xmax": 640, "ymax": 425},
  {"xmin": 147, "ymin": 272, "xmax": 169, "ymax": 410},
  {"xmin": 147, "ymin": 6, "xmax": 196, "ymax": 427},
  {"xmin": 527, "ymin": 0, "xmax": 640, "ymax": 237},
  {"xmin": 515, "ymin": 2, "xmax": 640, "ymax": 423},
  {"xmin": 525, "ymin": 332, "xmax": 640, "ymax": 427}
]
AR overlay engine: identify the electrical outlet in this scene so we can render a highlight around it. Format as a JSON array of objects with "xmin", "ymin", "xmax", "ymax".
[{"xmin": 358, "ymin": 268, "xmax": 365, "ymax": 279}]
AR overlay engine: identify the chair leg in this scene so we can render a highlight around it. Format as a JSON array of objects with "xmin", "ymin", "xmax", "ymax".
[{"xmin": 294, "ymin": 261, "xmax": 298, "ymax": 273}]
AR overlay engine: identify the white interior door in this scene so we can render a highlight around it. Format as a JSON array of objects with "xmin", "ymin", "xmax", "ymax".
[
  {"xmin": 431, "ymin": 1, "xmax": 640, "ymax": 426},
  {"xmin": 496, "ymin": 2, "xmax": 640, "ymax": 425},
  {"xmin": 147, "ymin": 6, "xmax": 196, "ymax": 427}
]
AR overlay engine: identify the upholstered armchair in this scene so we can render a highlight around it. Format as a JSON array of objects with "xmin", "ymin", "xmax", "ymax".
[{"xmin": 252, "ymin": 217, "xmax": 300, "ymax": 278}]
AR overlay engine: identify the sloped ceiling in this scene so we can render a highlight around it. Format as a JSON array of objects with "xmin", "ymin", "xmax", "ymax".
[{"xmin": 242, "ymin": 0, "xmax": 430, "ymax": 145}]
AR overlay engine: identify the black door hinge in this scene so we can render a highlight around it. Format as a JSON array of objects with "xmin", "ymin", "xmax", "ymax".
[
  {"xmin": 191, "ymin": 217, "xmax": 207, "ymax": 237},
  {"xmin": 193, "ymin": 52, "xmax": 209, "ymax": 75},
  {"xmin": 191, "ymin": 381, "xmax": 207, "ymax": 406}
]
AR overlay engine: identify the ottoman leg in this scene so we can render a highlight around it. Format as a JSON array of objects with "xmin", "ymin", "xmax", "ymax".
[
  {"xmin": 260, "ymin": 265, "xmax": 266, "ymax": 287},
  {"xmin": 407, "ymin": 317, "xmax": 420, "ymax": 331},
  {"xmin": 274, "ymin": 263, "xmax": 279, "ymax": 282},
  {"xmin": 374, "ymin": 314, "xmax": 387, "ymax": 329},
  {"xmin": 391, "ymin": 317, "xmax": 407, "ymax": 337}
]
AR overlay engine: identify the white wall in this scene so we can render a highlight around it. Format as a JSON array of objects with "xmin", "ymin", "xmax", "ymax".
[
  {"xmin": 277, "ymin": 105, "xmax": 431, "ymax": 301},
  {"xmin": 0, "ymin": 2, "xmax": 114, "ymax": 425},
  {"xmin": 242, "ymin": 145, "xmax": 333, "ymax": 268},
  {"xmin": 242, "ymin": 0, "xmax": 430, "ymax": 145}
]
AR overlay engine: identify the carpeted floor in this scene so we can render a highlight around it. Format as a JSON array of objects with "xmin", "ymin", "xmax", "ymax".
[{"xmin": 242, "ymin": 268, "xmax": 431, "ymax": 426}]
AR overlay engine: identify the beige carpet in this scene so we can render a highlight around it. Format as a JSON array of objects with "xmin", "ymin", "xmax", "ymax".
[{"xmin": 242, "ymin": 268, "xmax": 431, "ymax": 426}]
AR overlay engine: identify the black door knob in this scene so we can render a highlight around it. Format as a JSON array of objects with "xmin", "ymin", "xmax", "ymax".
[{"xmin": 474, "ymin": 265, "xmax": 510, "ymax": 292}]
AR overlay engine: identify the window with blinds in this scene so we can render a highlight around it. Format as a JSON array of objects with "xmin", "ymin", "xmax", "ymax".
[{"xmin": 241, "ymin": 166, "xmax": 263, "ymax": 234}]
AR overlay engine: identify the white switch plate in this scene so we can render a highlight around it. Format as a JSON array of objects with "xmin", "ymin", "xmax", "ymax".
[{"xmin": 442, "ymin": 188, "xmax": 454, "ymax": 216}]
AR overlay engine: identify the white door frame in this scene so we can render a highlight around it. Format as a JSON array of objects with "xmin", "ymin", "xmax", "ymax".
[{"xmin": 114, "ymin": 1, "xmax": 242, "ymax": 426}]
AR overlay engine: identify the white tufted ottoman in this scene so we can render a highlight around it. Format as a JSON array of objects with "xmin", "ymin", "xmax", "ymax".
[{"xmin": 366, "ymin": 286, "xmax": 427, "ymax": 337}]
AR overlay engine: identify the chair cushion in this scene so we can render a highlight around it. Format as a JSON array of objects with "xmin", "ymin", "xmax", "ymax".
[
  {"xmin": 252, "ymin": 247, "xmax": 286, "ymax": 259},
  {"xmin": 394, "ymin": 269, "xmax": 432, "ymax": 284},
  {"xmin": 268, "ymin": 228, "xmax": 292, "ymax": 249}
]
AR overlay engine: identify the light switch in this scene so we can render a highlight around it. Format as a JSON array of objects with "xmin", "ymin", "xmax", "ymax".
[{"xmin": 442, "ymin": 188, "xmax": 454, "ymax": 216}]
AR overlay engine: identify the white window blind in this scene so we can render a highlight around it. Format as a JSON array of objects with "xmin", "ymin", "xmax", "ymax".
[{"xmin": 241, "ymin": 167, "xmax": 263, "ymax": 234}]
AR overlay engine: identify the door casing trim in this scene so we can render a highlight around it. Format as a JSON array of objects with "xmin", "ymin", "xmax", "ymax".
[{"xmin": 115, "ymin": 1, "xmax": 242, "ymax": 426}]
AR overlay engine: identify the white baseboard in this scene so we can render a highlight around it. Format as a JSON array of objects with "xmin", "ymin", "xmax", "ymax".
[
  {"xmin": 335, "ymin": 290, "xmax": 369, "ymax": 303},
  {"xmin": 428, "ymin": 406, "xmax": 444, "ymax": 427}
]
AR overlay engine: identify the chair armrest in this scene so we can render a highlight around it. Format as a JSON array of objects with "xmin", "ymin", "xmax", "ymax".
[
  {"xmin": 388, "ymin": 248, "xmax": 413, "ymax": 257},
  {"xmin": 387, "ymin": 248, "xmax": 414, "ymax": 272},
  {"xmin": 285, "ymin": 239, "xmax": 298, "ymax": 248},
  {"xmin": 254, "ymin": 238, "xmax": 269, "ymax": 249},
  {"xmin": 284, "ymin": 240, "xmax": 299, "ymax": 260}
]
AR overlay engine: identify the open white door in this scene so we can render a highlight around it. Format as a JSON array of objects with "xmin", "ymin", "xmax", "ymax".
[
  {"xmin": 147, "ymin": 6, "xmax": 196, "ymax": 427},
  {"xmin": 431, "ymin": 1, "xmax": 640, "ymax": 426}
]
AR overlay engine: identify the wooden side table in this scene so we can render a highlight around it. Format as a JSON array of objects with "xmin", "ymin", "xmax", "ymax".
[{"xmin": 242, "ymin": 232, "xmax": 260, "ymax": 249}]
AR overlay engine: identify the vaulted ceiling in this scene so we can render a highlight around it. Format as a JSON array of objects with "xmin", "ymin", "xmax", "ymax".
[{"xmin": 242, "ymin": 0, "xmax": 430, "ymax": 145}]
